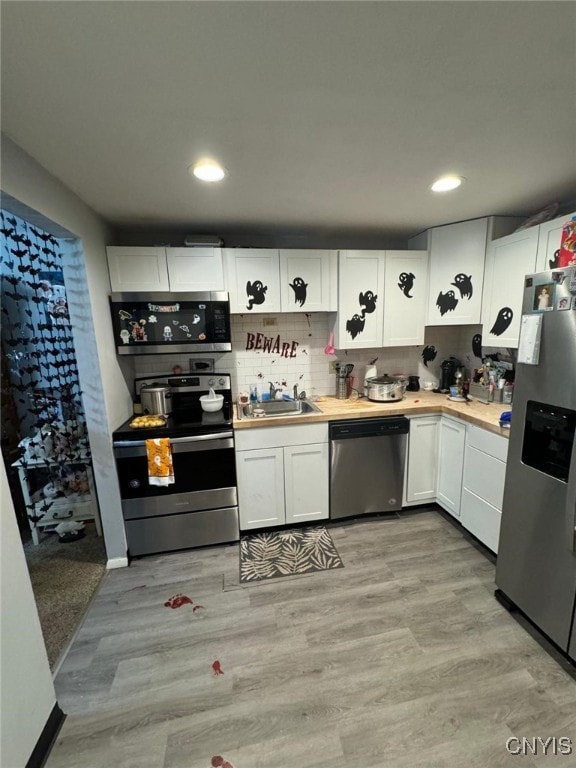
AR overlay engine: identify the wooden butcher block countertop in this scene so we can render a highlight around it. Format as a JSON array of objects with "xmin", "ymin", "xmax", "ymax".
[{"xmin": 234, "ymin": 391, "xmax": 512, "ymax": 437}]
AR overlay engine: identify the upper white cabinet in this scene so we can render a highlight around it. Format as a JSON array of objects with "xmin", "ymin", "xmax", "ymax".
[
  {"xmin": 481, "ymin": 226, "xmax": 539, "ymax": 348},
  {"xmin": 335, "ymin": 250, "xmax": 428, "ymax": 349},
  {"xmin": 335, "ymin": 251, "xmax": 386, "ymax": 349},
  {"xmin": 279, "ymin": 250, "xmax": 337, "ymax": 312},
  {"xmin": 425, "ymin": 218, "xmax": 490, "ymax": 326},
  {"xmin": 106, "ymin": 246, "xmax": 170, "ymax": 292},
  {"xmin": 223, "ymin": 249, "xmax": 281, "ymax": 314},
  {"xmin": 382, "ymin": 250, "xmax": 428, "ymax": 347},
  {"xmin": 165, "ymin": 247, "xmax": 224, "ymax": 291},
  {"xmin": 536, "ymin": 211, "xmax": 576, "ymax": 271},
  {"xmin": 106, "ymin": 246, "xmax": 224, "ymax": 292}
]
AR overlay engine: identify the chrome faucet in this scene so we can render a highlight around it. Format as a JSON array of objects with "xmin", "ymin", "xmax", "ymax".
[
  {"xmin": 293, "ymin": 384, "xmax": 298, "ymax": 400},
  {"xmin": 269, "ymin": 381, "xmax": 280, "ymax": 400}
]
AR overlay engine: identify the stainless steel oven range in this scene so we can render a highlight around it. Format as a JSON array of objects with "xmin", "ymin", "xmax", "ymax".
[{"xmin": 112, "ymin": 372, "xmax": 238, "ymax": 557}]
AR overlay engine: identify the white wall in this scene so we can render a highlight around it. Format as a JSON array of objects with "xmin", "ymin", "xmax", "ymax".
[
  {"xmin": 1, "ymin": 135, "xmax": 132, "ymax": 564},
  {"xmin": 0, "ymin": 461, "xmax": 57, "ymax": 768}
]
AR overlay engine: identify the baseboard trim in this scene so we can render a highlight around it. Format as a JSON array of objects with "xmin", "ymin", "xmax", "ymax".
[
  {"xmin": 106, "ymin": 556, "xmax": 128, "ymax": 569},
  {"xmin": 26, "ymin": 703, "xmax": 65, "ymax": 768}
]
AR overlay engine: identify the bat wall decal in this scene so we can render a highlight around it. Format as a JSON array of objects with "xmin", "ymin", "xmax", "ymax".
[{"xmin": 421, "ymin": 345, "xmax": 437, "ymax": 367}]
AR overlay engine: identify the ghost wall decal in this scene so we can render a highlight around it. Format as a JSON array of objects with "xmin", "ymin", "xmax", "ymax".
[
  {"xmin": 421, "ymin": 345, "xmax": 437, "ymax": 367},
  {"xmin": 489, "ymin": 307, "xmax": 513, "ymax": 336},
  {"xmin": 549, "ymin": 249, "xmax": 560, "ymax": 270},
  {"xmin": 398, "ymin": 272, "xmax": 415, "ymax": 298},
  {"xmin": 436, "ymin": 290, "xmax": 459, "ymax": 316},
  {"xmin": 358, "ymin": 290, "xmax": 377, "ymax": 317},
  {"xmin": 451, "ymin": 273, "xmax": 473, "ymax": 299},
  {"xmin": 289, "ymin": 276, "xmax": 308, "ymax": 307},
  {"xmin": 246, "ymin": 280, "xmax": 267, "ymax": 310},
  {"xmin": 346, "ymin": 313, "xmax": 365, "ymax": 339},
  {"xmin": 472, "ymin": 333, "xmax": 483, "ymax": 358}
]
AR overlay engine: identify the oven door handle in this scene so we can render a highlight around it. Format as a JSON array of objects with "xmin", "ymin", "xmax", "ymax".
[{"xmin": 113, "ymin": 431, "xmax": 234, "ymax": 449}]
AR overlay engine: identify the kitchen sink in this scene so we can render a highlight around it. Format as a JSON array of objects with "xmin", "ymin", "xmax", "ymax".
[{"xmin": 237, "ymin": 398, "xmax": 322, "ymax": 420}]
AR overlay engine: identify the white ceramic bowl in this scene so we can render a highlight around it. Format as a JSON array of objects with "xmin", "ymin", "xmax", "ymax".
[
  {"xmin": 422, "ymin": 381, "xmax": 436, "ymax": 391},
  {"xmin": 200, "ymin": 393, "xmax": 224, "ymax": 412}
]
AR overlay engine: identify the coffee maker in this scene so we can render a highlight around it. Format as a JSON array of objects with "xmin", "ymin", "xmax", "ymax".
[{"xmin": 438, "ymin": 357, "xmax": 461, "ymax": 393}]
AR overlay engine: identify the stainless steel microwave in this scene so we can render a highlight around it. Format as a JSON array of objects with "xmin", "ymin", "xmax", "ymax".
[{"xmin": 110, "ymin": 291, "xmax": 232, "ymax": 355}]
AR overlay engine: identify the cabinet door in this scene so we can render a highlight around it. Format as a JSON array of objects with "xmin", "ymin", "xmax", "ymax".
[
  {"xmin": 383, "ymin": 250, "xmax": 428, "ymax": 346},
  {"xmin": 236, "ymin": 448, "xmax": 285, "ymax": 530},
  {"xmin": 336, "ymin": 251, "xmax": 385, "ymax": 349},
  {"xmin": 223, "ymin": 249, "xmax": 281, "ymax": 313},
  {"xmin": 426, "ymin": 219, "xmax": 488, "ymax": 325},
  {"xmin": 536, "ymin": 212, "xmax": 576, "ymax": 272},
  {"xmin": 404, "ymin": 416, "xmax": 439, "ymax": 504},
  {"xmin": 436, "ymin": 417, "xmax": 466, "ymax": 518},
  {"xmin": 106, "ymin": 247, "xmax": 169, "ymax": 292},
  {"xmin": 284, "ymin": 443, "xmax": 329, "ymax": 524},
  {"xmin": 482, "ymin": 226, "xmax": 539, "ymax": 348},
  {"xmin": 279, "ymin": 250, "xmax": 337, "ymax": 312},
  {"xmin": 166, "ymin": 247, "xmax": 224, "ymax": 291}
]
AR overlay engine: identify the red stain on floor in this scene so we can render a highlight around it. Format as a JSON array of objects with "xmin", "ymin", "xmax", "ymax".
[
  {"xmin": 164, "ymin": 594, "xmax": 204, "ymax": 611},
  {"xmin": 212, "ymin": 660, "xmax": 224, "ymax": 676},
  {"xmin": 211, "ymin": 758, "xmax": 233, "ymax": 768}
]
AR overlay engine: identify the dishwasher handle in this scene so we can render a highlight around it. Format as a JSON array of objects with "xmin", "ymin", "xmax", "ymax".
[{"xmin": 329, "ymin": 416, "xmax": 409, "ymax": 440}]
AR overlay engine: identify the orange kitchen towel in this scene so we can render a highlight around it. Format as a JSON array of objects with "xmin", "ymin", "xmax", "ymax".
[{"xmin": 146, "ymin": 438, "xmax": 175, "ymax": 486}]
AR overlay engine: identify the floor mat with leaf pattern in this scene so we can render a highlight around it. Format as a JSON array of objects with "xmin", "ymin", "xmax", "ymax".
[{"xmin": 240, "ymin": 525, "xmax": 344, "ymax": 582}]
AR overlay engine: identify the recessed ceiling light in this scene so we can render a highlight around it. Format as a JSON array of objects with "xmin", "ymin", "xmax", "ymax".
[
  {"xmin": 190, "ymin": 160, "xmax": 226, "ymax": 182},
  {"xmin": 431, "ymin": 175, "xmax": 464, "ymax": 192}
]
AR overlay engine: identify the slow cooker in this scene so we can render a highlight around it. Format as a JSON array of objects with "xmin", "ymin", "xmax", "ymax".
[{"xmin": 365, "ymin": 375, "xmax": 405, "ymax": 402}]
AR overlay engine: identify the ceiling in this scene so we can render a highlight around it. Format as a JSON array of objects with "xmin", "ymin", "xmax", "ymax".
[{"xmin": 2, "ymin": 1, "xmax": 576, "ymax": 244}]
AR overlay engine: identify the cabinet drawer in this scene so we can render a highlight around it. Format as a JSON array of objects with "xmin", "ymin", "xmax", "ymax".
[
  {"xmin": 461, "ymin": 488, "xmax": 501, "ymax": 554},
  {"xmin": 466, "ymin": 424, "xmax": 508, "ymax": 462},
  {"xmin": 463, "ymin": 445, "xmax": 506, "ymax": 510},
  {"xmin": 235, "ymin": 423, "xmax": 328, "ymax": 451}
]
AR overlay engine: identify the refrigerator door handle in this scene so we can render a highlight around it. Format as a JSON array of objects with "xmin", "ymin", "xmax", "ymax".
[{"xmin": 567, "ymin": 438, "xmax": 576, "ymax": 552}]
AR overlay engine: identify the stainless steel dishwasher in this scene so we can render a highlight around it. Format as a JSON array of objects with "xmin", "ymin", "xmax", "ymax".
[{"xmin": 329, "ymin": 417, "xmax": 409, "ymax": 520}]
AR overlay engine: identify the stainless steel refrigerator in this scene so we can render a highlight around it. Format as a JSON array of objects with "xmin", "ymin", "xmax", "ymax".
[{"xmin": 495, "ymin": 266, "xmax": 576, "ymax": 661}]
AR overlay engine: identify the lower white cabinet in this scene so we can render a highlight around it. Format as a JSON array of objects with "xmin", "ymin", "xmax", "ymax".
[
  {"xmin": 436, "ymin": 417, "xmax": 466, "ymax": 518},
  {"xmin": 461, "ymin": 424, "xmax": 508, "ymax": 553},
  {"xmin": 235, "ymin": 424, "xmax": 329, "ymax": 530},
  {"xmin": 403, "ymin": 416, "xmax": 439, "ymax": 504}
]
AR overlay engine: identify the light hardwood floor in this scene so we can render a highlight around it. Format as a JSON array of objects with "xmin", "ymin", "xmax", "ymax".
[{"xmin": 46, "ymin": 508, "xmax": 576, "ymax": 768}]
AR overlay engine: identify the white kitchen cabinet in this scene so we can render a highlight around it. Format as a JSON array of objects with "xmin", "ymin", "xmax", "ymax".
[
  {"xmin": 461, "ymin": 424, "xmax": 508, "ymax": 553},
  {"xmin": 425, "ymin": 218, "xmax": 489, "ymax": 326},
  {"xmin": 235, "ymin": 423, "xmax": 329, "ymax": 530},
  {"xmin": 536, "ymin": 211, "xmax": 576, "ymax": 271},
  {"xmin": 482, "ymin": 226, "xmax": 539, "ymax": 348},
  {"xmin": 165, "ymin": 247, "xmax": 224, "ymax": 291},
  {"xmin": 106, "ymin": 246, "xmax": 170, "ymax": 292},
  {"xmin": 436, "ymin": 417, "xmax": 466, "ymax": 518},
  {"xmin": 223, "ymin": 248, "xmax": 281, "ymax": 314},
  {"xmin": 279, "ymin": 250, "xmax": 337, "ymax": 312},
  {"xmin": 106, "ymin": 246, "xmax": 224, "ymax": 292},
  {"xmin": 335, "ymin": 250, "xmax": 385, "ymax": 349},
  {"xmin": 383, "ymin": 250, "xmax": 428, "ymax": 346},
  {"xmin": 403, "ymin": 415, "xmax": 439, "ymax": 504}
]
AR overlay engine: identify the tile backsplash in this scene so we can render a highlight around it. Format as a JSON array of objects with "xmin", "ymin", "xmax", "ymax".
[{"xmin": 132, "ymin": 314, "xmax": 492, "ymax": 400}]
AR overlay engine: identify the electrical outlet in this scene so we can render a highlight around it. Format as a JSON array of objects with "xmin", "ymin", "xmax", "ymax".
[
  {"xmin": 263, "ymin": 317, "xmax": 277, "ymax": 326},
  {"xmin": 329, "ymin": 360, "xmax": 339, "ymax": 373}
]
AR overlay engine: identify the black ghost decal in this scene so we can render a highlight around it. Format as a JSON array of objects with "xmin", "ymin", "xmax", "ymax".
[
  {"xmin": 246, "ymin": 280, "xmax": 267, "ymax": 310},
  {"xmin": 421, "ymin": 345, "xmax": 437, "ymax": 367},
  {"xmin": 549, "ymin": 249, "xmax": 560, "ymax": 270},
  {"xmin": 490, "ymin": 307, "xmax": 513, "ymax": 336},
  {"xmin": 398, "ymin": 272, "xmax": 415, "ymax": 298},
  {"xmin": 289, "ymin": 276, "xmax": 308, "ymax": 307},
  {"xmin": 359, "ymin": 290, "xmax": 377, "ymax": 317},
  {"xmin": 346, "ymin": 313, "xmax": 365, "ymax": 339},
  {"xmin": 436, "ymin": 290, "xmax": 459, "ymax": 316},
  {"xmin": 472, "ymin": 333, "xmax": 483, "ymax": 359},
  {"xmin": 451, "ymin": 273, "xmax": 473, "ymax": 299}
]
